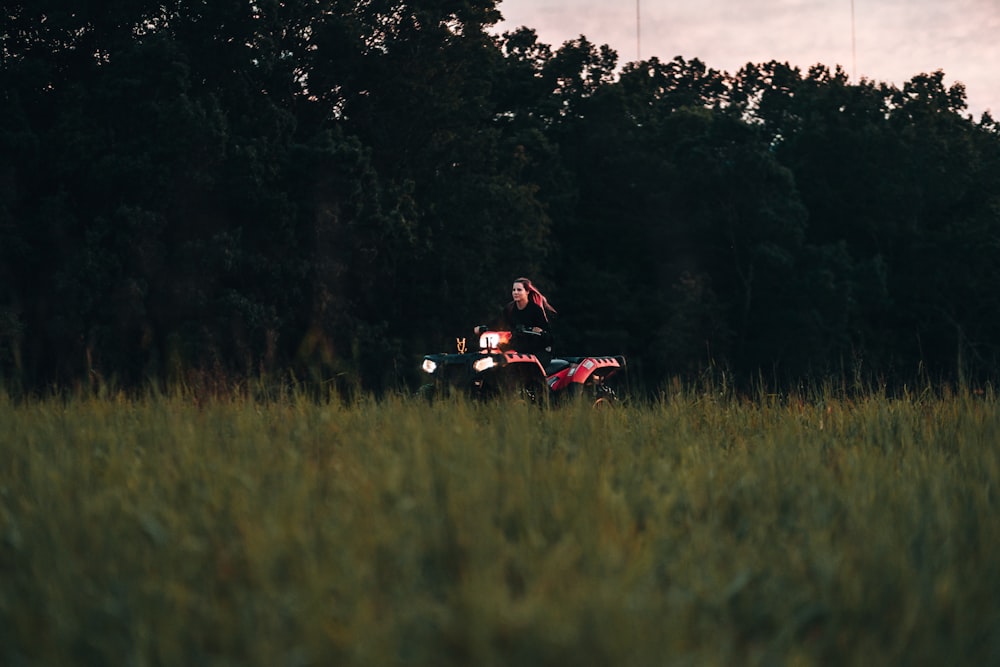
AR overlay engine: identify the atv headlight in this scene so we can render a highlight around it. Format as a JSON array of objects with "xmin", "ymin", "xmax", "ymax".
[
  {"xmin": 422, "ymin": 359, "xmax": 437, "ymax": 374},
  {"xmin": 480, "ymin": 331, "xmax": 501, "ymax": 349},
  {"xmin": 472, "ymin": 356, "xmax": 496, "ymax": 373}
]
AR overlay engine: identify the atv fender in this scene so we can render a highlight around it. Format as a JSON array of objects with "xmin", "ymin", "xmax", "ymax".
[
  {"xmin": 502, "ymin": 351, "xmax": 547, "ymax": 377},
  {"xmin": 567, "ymin": 356, "xmax": 626, "ymax": 385}
]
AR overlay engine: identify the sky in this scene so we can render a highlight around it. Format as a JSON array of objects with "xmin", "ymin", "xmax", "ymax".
[{"xmin": 491, "ymin": 0, "xmax": 999, "ymax": 120}]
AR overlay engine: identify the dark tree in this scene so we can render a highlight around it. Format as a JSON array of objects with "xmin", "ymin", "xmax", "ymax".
[{"xmin": 3, "ymin": 2, "xmax": 1000, "ymax": 393}]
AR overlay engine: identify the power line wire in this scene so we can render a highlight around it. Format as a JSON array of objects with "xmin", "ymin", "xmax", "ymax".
[
  {"xmin": 636, "ymin": 0, "xmax": 641, "ymax": 61},
  {"xmin": 851, "ymin": 0, "xmax": 857, "ymax": 80}
]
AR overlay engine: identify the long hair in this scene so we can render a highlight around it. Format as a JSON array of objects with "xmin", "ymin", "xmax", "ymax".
[{"xmin": 514, "ymin": 277, "xmax": 557, "ymax": 321}]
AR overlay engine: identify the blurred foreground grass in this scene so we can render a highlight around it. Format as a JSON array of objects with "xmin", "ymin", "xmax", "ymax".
[{"xmin": 1, "ymin": 388, "xmax": 998, "ymax": 666}]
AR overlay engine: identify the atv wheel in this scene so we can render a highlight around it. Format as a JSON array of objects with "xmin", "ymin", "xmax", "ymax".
[
  {"xmin": 566, "ymin": 379, "xmax": 619, "ymax": 408},
  {"xmin": 515, "ymin": 376, "xmax": 549, "ymax": 406},
  {"xmin": 417, "ymin": 383, "xmax": 438, "ymax": 402}
]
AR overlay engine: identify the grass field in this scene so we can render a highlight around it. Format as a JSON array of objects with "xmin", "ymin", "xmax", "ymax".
[{"xmin": 2, "ymin": 386, "xmax": 998, "ymax": 666}]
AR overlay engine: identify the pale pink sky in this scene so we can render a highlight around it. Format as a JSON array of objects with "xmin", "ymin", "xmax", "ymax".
[{"xmin": 492, "ymin": 0, "xmax": 998, "ymax": 120}]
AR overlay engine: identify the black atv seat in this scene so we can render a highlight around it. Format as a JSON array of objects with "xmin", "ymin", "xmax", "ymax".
[{"xmin": 545, "ymin": 358, "xmax": 571, "ymax": 375}]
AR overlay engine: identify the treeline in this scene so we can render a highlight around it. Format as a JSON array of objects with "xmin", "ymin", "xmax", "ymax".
[{"xmin": 3, "ymin": 0, "xmax": 999, "ymax": 394}]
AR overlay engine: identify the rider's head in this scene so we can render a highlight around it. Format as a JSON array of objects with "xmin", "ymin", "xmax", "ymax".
[{"xmin": 513, "ymin": 277, "xmax": 557, "ymax": 320}]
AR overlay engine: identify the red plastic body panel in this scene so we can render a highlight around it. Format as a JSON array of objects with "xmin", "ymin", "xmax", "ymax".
[
  {"xmin": 547, "ymin": 356, "xmax": 623, "ymax": 392},
  {"xmin": 502, "ymin": 350, "xmax": 547, "ymax": 377}
]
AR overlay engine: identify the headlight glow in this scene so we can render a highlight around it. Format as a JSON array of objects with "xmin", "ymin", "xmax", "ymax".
[
  {"xmin": 480, "ymin": 332, "xmax": 501, "ymax": 349},
  {"xmin": 472, "ymin": 356, "xmax": 496, "ymax": 373},
  {"xmin": 422, "ymin": 359, "xmax": 437, "ymax": 374}
]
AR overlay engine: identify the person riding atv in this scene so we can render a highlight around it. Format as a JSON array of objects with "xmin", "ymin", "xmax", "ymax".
[
  {"xmin": 420, "ymin": 278, "xmax": 626, "ymax": 405},
  {"xmin": 474, "ymin": 277, "xmax": 555, "ymax": 365}
]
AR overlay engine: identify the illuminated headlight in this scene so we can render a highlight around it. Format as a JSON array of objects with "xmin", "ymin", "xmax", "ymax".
[
  {"xmin": 421, "ymin": 359, "xmax": 438, "ymax": 374},
  {"xmin": 480, "ymin": 332, "xmax": 501, "ymax": 349},
  {"xmin": 472, "ymin": 356, "xmax": 496, "ymax": 373}
]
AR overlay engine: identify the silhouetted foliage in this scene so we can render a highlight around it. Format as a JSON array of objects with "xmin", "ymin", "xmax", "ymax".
[{"xmin": 2, "ymin": 1, "xmax": 999, "ymax": 393}]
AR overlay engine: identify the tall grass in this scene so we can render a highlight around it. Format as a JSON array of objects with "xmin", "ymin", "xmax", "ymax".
[{"xmin": 1, "ymin": 387, "xmax": 998, "ymax": 665}]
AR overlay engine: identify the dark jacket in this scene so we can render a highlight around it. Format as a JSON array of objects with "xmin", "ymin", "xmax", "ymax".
[{"xmin": 501, "ymin": 301, "xmax": 553, "ymax": 358}]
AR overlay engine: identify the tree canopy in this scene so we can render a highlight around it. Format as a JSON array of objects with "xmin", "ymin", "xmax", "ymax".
[{"xmin": 3, "ymin": 1, "xmax": 999, "ymax": 393}]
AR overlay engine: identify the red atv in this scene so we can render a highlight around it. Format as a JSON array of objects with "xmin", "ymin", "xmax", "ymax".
[{"xmin": 419, "ymin": 327, "xmax": 627, "ymax": 405}]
